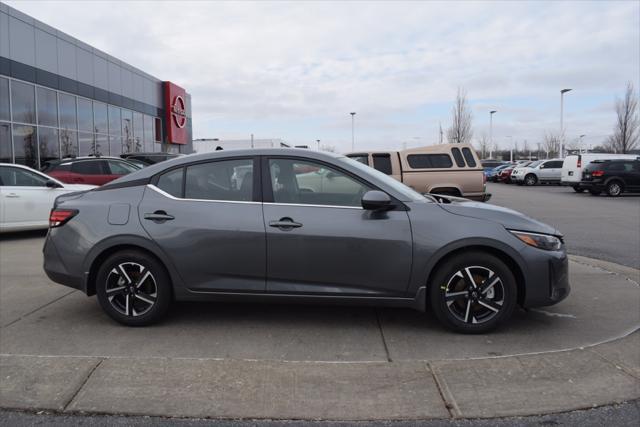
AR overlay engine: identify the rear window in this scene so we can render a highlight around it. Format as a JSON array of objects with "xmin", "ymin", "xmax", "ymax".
[
  {"xmin": 407, "ymin": 154, "xmax": 453, "ymax": 169},
  {"xmin": 451, "ymin": 148, "xmax": 465, "ymax": 167},
  {"xmin": 372, "ymin": 154, "xmax": 393, "ymax": 175},
  {"xmin": 461, "ymin": 147, "xmax": 477, "ymax": 167},
  {"xmin": 605, "ymin": 162, "xmax": 634, "ymax": 172},
  {"xmin": 347, "ymin": 154, "xmax": 369, "ymax": 166},
  {"xmin": 71, "ymin": 160, "xmax": 106, "ymax": 175}
]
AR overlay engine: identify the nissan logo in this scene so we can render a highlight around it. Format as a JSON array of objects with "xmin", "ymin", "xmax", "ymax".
[{"xmin": 171, "ymin": 95, "xmax": 187, "ymax": 129}]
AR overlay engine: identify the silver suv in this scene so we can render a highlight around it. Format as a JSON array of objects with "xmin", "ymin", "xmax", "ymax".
[{"xmin": 512, "ymin": 159, "xmax": 565, "ymax": 186}]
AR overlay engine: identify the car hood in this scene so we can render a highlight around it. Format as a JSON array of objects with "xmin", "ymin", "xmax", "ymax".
[{"xmin": 435, "ymin": 196, "xmax": 560, "ymax": 236}]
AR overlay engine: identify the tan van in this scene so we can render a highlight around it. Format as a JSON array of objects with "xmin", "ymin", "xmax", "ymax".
[{"xmin": 347, "ymin": 143, "xmax": 490, "ymax": 201}]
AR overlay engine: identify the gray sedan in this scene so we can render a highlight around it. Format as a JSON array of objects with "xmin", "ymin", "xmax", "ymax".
[{"xmin": 43, "ymin": 149, "xmax": 569, "ymax": 333}]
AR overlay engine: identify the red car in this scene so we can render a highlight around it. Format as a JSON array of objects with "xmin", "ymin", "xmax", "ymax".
[
  {"xmin": 42, "ymin": 157, "xmax": 141, "ymax": 186},
  {"xmin": 497, "ymin": 165, "xmax": 516, "ymax": 183}
]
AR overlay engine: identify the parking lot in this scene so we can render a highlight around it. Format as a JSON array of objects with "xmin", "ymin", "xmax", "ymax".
[{"xmin": 1, "ymin": 183, "xmax": 639, "ymax": 422}]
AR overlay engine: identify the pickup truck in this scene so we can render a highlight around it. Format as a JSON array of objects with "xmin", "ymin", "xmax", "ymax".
[{"xmin": 346, "ymin": 143, "xmax": 490, "ymax": 201}]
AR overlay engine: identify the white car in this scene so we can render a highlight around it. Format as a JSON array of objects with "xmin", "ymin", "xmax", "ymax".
[
  {"xmin": 512, "ymin": 159, "xmax": 565, "ymax": 186},
  {"xmin": 0, "ymin": 163, "xmax": 96, "ymax": 232},
  {"xmin": 561, "ymin": 153, "xmax": 640, "ymax": 192}
]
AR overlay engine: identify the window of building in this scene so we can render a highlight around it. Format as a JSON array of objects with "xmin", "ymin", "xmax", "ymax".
[
  {"xmin": 372, "ymin": 154, "xmax": 393, "ymax": 175},
  {"xmin": 143, "ymin": 115, "xmax": 153, "ymax": 152},
  {"xmin": 407, "ymin": 154, "xmax": 453, "ymax": 169},
  {"xmin": 451, "ymin": 147, "xmax": 466, "ymax": 167},
  {"xmin": 37, "ymin": 87, "xmax": 58, "ymax": 127},
  {"xmin": 59, "ymin": 128, "xmax": 78, "ymax": 158},
  {"xmin": 12, "ymin": 125, "xmax": 38, "ymax": 169},
  {"xmin": 185, "ymin": 159, "xmax": 253, "ymax": 201},
  {"xmin": 121, "ymin": 109, "xmax": 134, "ymax": 153},
  {"xmin": 77, "ymin": 98, "xmax": 93, "ymax": 132},
  {"xmin": 93, "ymin": 102, "xmax": 108, "ymax": 134},
  {"xmin": 461, "ymin": 147, "xmax": 477, "ymax": 167},
  {"xmin": 95, "ymin": 134, "xmax": 108, "ymax": 157},
  {"xmin": 1, "ymin": 78, "xmax": 11, "ymax": 121},
  {"xmin": 154, "ymin": 117, "xmax": 162, "ymax": 143},
  {"xmin": 38, "ymin": 127, "xmax": 59, "ymax": 168},
  {"xmin": 132, "ymin": 112, "xmax": 144, "ymax": 153},
  {"xmin": 108, "ymin": 106, "xmax": 122, "ymax": 136},
  {"xmin": 0, "ymin": 122, "xmax": 11, "ymax": 163},
  {"xmin": 157, "ymin": 167, "xmax": 184, "ymax": 198},
  {"xmin": 108, "ymin": 136, "xmax": 122, "ymax": 157},
  {"xmin": 268, "ymin": 158, "xmax": 370, "ymax": 207},
  {"xmin": 59, "ymin": 93, "xmax": 77, "ymax": 131},
  {"xmin": 0, "ymin": 165, "xmax": 49, "ymax": 187},
  {"xmin": 78, "ymin": 132, "xmax": 95, "ymax": 156},
  {"xmin": 11, "ymin": 80, "xmax": 36, "ymax": 124}
]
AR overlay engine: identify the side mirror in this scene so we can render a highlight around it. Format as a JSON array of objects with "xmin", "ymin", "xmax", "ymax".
[
  {"xmin": 361, "ymin": 190, "xmax": 392, "ymax": 211},
  {"xmin": 45, "ymin": 180, "xmax": 62, "ymax": 188}
]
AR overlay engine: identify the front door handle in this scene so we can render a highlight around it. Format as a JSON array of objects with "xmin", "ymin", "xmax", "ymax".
[
  {"xmin": 144, "ymin": 210, "xmax": 175, "ymax": 222},
  {"xmin": 269, "ymin": 217, "xmax": 302, "ymax": 230},
  {"xmin": 5, "ymin": 193, "xmax": 19, "ymax": 198}
]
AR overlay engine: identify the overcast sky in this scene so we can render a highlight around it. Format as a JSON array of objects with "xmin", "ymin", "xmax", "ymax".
[{"xmin": 7, "ymin": 0, "xmax": 640, "ymax": 153}]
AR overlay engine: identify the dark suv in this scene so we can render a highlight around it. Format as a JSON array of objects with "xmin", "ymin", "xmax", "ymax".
[
  {"xmin": 581, "ymin": 159, "xmax": 640, "ymax": 196},
  {"xmin": 42, "ymin": 157, "xmax": 141, "ymax": 186}
]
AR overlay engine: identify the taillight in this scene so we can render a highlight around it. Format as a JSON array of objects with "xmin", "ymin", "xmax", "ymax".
[
  {"xmin": 591, "ymin": 170, "xmax": 605, "ymax": 177},
  {"xmin": 49, "ymin": 209, "xmax": 78, "ymax": 228},
  {"xmin": 483, "ymin": 173, "xmax": 487, "ymax": 184},
  {"xmin": 577, "ymin": 155, "xmax": 582, "ymax": 168}
]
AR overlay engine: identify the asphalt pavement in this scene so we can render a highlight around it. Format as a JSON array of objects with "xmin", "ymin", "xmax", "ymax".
[{"xmin": 487, "ymin": 182, "xmax": 640, "ymax": 268}]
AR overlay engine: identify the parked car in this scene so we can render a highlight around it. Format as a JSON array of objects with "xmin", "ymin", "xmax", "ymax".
[
  {"xmin": 346, "ymin": 143, "xmax": 490, "ymax": 201},
  {"xmin": 43, "ymin": 148, "xmax": 569, "ymax": 333},
  {"xmin": 581, "ymin": 159, "xmax": 640, "ymax": 196},
  {"xmin": 487, "ymin": 164, "xmax": 511, "ymax": 182},
  {"xmin": 120, "ymin": 152, "xmax": 183, "ymax": 166},
  {"xmin": 481, "ymin": 159, "xmax": 506, "ymax": 170},
  {"xmin": 0, "ymin": 163, "xmax": 95, "ymax": 232},
  {"xmin": 512, "ymin": 159, "xmax": 564, "ymax": 186},
  {"xmin": 561, "ymin": 153, "xmax": 639, "ymax": 192},
  {"xmin": 42, "ymin": 156, "xmax": 141, "ymax": 186},
  {"xmin": 497, "ymin": 165, "xmax": 516, "ymax": 183}
]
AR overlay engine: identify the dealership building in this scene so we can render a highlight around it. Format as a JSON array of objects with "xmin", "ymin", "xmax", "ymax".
[{"xmin": 0, "ymin": 2, "xmax": 192, "ymax": 170}]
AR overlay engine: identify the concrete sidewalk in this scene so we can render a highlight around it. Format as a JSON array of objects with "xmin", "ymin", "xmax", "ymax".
[{"xmin": 1, "ymin": 331, "xmax": 638, "ymax": 420}]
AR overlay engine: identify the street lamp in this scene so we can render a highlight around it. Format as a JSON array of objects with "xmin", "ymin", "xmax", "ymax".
[
  {"xmin": 506, "ymin": 135, "xmax": 513, "ymax": 162},
  {"xmin": 560, "ymin": 88, "xmax": 572, "ymax": 158},
  {"xmin": 316, "ymin": 139, "xmax": 320, "ymax": 151},
  {"xmin": 350, "ymin": 112, "xmax": 356, "ymax": 151},
  {"xmin": 579, "ymin": 134, "xmax": 586, "ymax": 153},
  {"xmin": 489, "ymin": 110, "xmax": 497, "ymax": 158}
]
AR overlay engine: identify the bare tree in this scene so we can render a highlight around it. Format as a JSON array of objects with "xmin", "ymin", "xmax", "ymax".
[
  {"xmin": 543, "ymin": 131, "xmax": 561, "ymax": 158},
  {"xmin": 446, "ymin": 87, "xmax": 473, "ymax": 144},
  {"xmin": 475, "ymin": 133, "xmax": 489, "ymax": 159},
  {"xmin": 606, "ymin": 82, "xmax": 639, "ymax": 153}
]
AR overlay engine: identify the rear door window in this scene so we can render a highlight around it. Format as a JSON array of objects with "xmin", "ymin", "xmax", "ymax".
[
  {"xmin": 451, "ymin": 148, "xmax": 466, "ymax": 167},
  {"xmin": 157, "ymin": 167, "xmax": 184, "ymax": 198},
  {"xmin": 347, "ymin": 154, "xmax": 370, "ymax": 166},
  {"xmin": 407, "ymin": 154, "xmax": 453, "ymax": 169},
  {"xmin": 107, "ymin": 160, "xmax": 138, "ymax": 175},
  {"xmin": 372, "ymin": 154, "xmax": 393, "ymax": 175},
  {"xmin": 185, "ymin": 159, "xmax": 254, "ymax": 202},
  {"xmin": 461, "ymin": 147, "xmax": 477, "ymax": 167},
  {"xmin": 71, "ymin": 160, "xmax": 107, "ymax": 175}
]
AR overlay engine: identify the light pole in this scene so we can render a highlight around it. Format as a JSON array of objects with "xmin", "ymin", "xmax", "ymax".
[
  {"xmin": 489, "ymin": 110, "xmax": 497, "ymax": 158},
  {"xmin": 506, "ymin": 135, "xmax": 513, "ymax": 162},
  {"xmin": 579, "ymin": 134, "xmax": 585, "ymax": 153},
  {"xmin": 316, "ymin": 139, "xmax": 320, "ymax": 151},
  {"xmin": 560, "ymin": 88, "xmax": 572, "ymax": 158},
  {"xmin": 350, "ymin": 112, "xmax": 356, "ymax": 151}
]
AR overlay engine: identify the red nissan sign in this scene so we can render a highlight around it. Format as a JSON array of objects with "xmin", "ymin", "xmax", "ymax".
[{"xmin": 163, "ymin": 81, "xmax": 187, "ymax": 145}]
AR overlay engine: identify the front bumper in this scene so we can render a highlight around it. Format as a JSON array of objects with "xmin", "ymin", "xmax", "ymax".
[{"xmin": 521, "ymin": 245, "xmax": 570, "ymax": 308}]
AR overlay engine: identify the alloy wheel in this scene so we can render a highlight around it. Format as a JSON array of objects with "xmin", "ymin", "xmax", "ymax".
[
  {"xmin": 608, "ymin": 182, "xmax": 621, "ymax": 196},
  {"xmin": 443, "ymin": 266, "xmax": 505, "ymax": 325},
  {"xmin": 105, "ymin": 262, "xmax": 157, "ymax": 317},
  {"xmin": 525, "ymin": 175, "xmax": 537, "ymax": 186}
]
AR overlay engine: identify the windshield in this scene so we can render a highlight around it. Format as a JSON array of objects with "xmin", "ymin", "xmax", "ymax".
[{"xmin": 338, "ymin": 156, "xmax": 428, "ymax": 202}]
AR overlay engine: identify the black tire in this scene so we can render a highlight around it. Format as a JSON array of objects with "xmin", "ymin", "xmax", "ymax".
[
  {"xmin": 96, "ymin": 250, "xmax": 172, "ymax": 326},
  {"xmin": 589, "ymin": 189, "xmax": 601, "ymax": 196},
  {"xmin": 524, "ymin": 174, "xmax": 538, "ymax": 186},
  {"xmin": 606, "ymin": 180, "xmax": 623, "ymax": 197},
  {"xmin": 572, "ymin": 186, "xmax": 584, "ymax": 193},
  {"xmin": 429, "ymin": 251, "xmax": 517, "ymax": 334}
]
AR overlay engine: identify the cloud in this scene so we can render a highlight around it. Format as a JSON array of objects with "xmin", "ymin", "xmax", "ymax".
[{"xmin": 6, "ymin": 0, "xmax": 639, "ymax": 152}]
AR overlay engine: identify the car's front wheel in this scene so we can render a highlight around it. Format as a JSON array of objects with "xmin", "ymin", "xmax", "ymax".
[
  {"xmin": 524, "ymin": 174, "xmax": 538, "ymax": 186},
  {"xmin": 429, "ymin": 252, "xmax": 517, "ymax": 334},
  {"xmin": 96, "ymin": 250, "xmax": 172, "ymax": 326}
]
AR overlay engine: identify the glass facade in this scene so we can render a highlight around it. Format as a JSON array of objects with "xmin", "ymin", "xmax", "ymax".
[{"xmin": 0, "ymin": 76, "xmax": 163, "ymax": 169}]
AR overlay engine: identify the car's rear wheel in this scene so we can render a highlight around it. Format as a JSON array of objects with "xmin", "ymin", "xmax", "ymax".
[
  {"xmin": 606, "ymin": 181, "xmax": 623, "ymax": 197},
  {"xmin": 96, "ymin": 250, "xmax": 171, "ymax": 326},
  {"xmin": 524, "ymin": 174, "xmax": 538, "ymax": 186},
  {"xmin": 429, "ymin": 252, "xmax": 517, "ymax": 334}
]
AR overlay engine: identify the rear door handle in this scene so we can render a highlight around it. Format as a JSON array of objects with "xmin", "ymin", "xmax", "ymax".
[
  {"xmin": 144, "ymin": 211, "xmax": 175, "ymax": 222},
  {"xmin": 269, "ymin": 217, "xmax": 302, "ymax": 230},
  {"xmin": 5, "ymin": 193, "xmax": 19, "ymax": 198}
]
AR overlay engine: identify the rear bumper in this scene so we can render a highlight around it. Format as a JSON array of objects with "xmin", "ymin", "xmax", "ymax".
[
  {"xmin": 43, "ymin": 234, "xmax": 86, "ymax": 293},
  {"xmin": 465, "ymin": 192, "xmax": 492, "ymax": 202}
]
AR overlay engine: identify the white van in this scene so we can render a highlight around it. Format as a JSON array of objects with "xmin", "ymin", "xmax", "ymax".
[{"xmin": 561, "ymin": 153, "xmax": 640, "ymax": 192}]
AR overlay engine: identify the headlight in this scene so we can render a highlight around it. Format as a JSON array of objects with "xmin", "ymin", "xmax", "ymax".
[{"xmin": 509, "ymin": 230, "xmax": 562, "ymax": 251}]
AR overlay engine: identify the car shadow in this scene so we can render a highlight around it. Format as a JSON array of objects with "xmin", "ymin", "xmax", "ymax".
[{"xmin": 0, "ymin": 229, "xmax": 48, "ymax": 241}]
